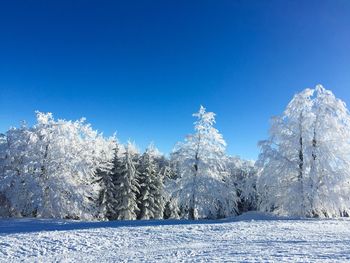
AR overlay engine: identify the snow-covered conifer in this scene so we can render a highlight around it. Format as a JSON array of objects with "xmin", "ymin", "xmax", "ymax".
[
  {"xmin": 171, "ymin": 106, "xmax": 238, "ymax": 219},
  {"xmin": 98, "ymin": 141, "xmax": 123, "ymax": 220},
  {"xmin": 114, "ymin": 142, "xmax": 140, "ymax": 220},
  {"xmin": 138, "ymin": 144, "xmax": 165, "ymax": 219},
  {"xmin": 163, "ymin": 197, "xmax": 180, "ymax": 219}
]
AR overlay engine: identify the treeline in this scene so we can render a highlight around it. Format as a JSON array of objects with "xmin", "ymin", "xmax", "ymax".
[
  {"xmin": 0, "ymin": 110, "xmax": 256, "ymax": 220},
  {"xmin": 0, "ymin": 85, "xmax": 350, "ymax": 220}
]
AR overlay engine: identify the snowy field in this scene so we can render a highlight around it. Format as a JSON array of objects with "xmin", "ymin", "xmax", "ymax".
[{"xmin": 1, "ymin": 212, "xmax": 350, "ymax": 262}]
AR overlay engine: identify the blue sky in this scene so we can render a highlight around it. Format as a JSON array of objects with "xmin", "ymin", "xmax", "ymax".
[{"xmin": 1, "ymin": 0, "xmax": 350, "ymax": 160}]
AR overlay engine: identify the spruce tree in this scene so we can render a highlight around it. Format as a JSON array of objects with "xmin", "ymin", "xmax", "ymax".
[
  {"xmin": 114, "ymin": 143, "xmax": 140, "ymax": 220},
  {"xmin": 138, "ymin": 145, "xmax": 165, "ymax": 220},
  {"xmin": 99, "ymin": 143, "xmax": 122, "ymax": 220},
  {"xmin": 163, "ymin": 198, "xmax": 180, "ymax": 219}
]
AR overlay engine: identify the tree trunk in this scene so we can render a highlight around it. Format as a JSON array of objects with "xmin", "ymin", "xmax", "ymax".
[
  {"xmin": 298, "ymin": 114, "xmax": 305, "ymax": 216},
  {"xmin": 190, "ymin": 162, "xmax": 198, "ymax": 220},
  {"xmin": 309, "ymin": 125, "xmax": 318, "ymax": 217}
]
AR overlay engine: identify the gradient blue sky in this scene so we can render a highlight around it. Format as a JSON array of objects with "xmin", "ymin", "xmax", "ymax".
[{"xmin": 1, "ymin": 0, "xmax": 350, "ymax": 159}]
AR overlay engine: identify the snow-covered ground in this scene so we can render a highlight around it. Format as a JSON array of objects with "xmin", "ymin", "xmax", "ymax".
[{"xmin": 1, "ymin": 212, "xmax": 350, "ymax": 262}]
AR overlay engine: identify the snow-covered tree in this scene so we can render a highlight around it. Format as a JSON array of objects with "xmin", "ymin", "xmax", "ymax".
[
  {"xmin": 163, "ymin": 197, "xmax": 180, "ymax": 219},
  {"xmin": 0, "ymin": 112, "xmax": 115, "ymax": 220},
  {"xmin": 98, "ymin": 141, "xmax": 122, "ymax": 220},
  {"xmin": 0, "ymin": 124, "xmax": 35, "ymax": 217},
  {"xmin": 171, "ymin": 106, "xmax": 238, "ymax": 219},
  {"xmin": 113, "ymin": 142, "xmax": 140, "ymax": 220},
  {"xmin": 257, "ymin": 85, "xmax": 350, "ymax": 217},
  {"xmin": 161, "ymin": 161, "xmax": 180, "ymax": 219},
  {"xmin": 0, "ymin": 134, "xmax": 10, "ymax": 217},
  {"xmin": 257, "ymin": 88, "xmax": 314, "ymax": 216},
  {"xmin": 306, "ymin": 86, "xmax": 350, "ymax": 217},
  {"xmin": 227, "ymin": 156, "xmax": 258, "ymax": 213},
  {"xmin": 138, "ymin": 144, "xmax": 165, "ymax": 219}
]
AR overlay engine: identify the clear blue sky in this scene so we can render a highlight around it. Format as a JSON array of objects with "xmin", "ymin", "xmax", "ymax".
[{"xmin": 1, "ymin": 0, "xmax": 350, "ymax": 160}]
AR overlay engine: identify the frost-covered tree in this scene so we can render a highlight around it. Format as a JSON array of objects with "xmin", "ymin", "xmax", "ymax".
[
  {"xmin": 171, "ymin": 106, "xmax": 238, "ymax": 219},
  {"xmin": 162, "ymin": 162, "xmax": 180, "ymax": 219},
  {"xmin": 257, "ymin": 85, "xmax": 350, "ymax": 217},
  {"xmin": 0, "ymin": 124, "xmax": 35, "ymax": 217},
  {"xmin": 163, "ymin": 197, "xmax": 180, "ymax": 219},
  {"xmin": 0, "ymin": 112, "xmax": 115, "ymax": 219},
  {"xmin": 0, "ymin": 134, "xmax": 9, "ymax": 217},
  {"xmin": 306, "ymin": 86, "xmax": 350, "ymax": 216},
  {"xmin": 113, "ymin": 142, "xmax": 140, "ymax": 220},
  {"xmin": 98, "ymin": 141, "xmax": 122, "ymax": 220},
  {"xmin": 227, "ymin": 156, "xmax": 258, "ymax": 213},
  {"xmin": 257, "ymin": 88, "xmax": 314, "ymax": 216},
  {"xmin": 138, "ymin": 144, "xmax": 165, "ymax": 219}
]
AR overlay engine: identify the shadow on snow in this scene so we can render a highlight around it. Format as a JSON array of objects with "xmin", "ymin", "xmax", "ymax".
[{"xmin": 0, "ymin": 212, "xmax": 320, "ymax": 235}]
